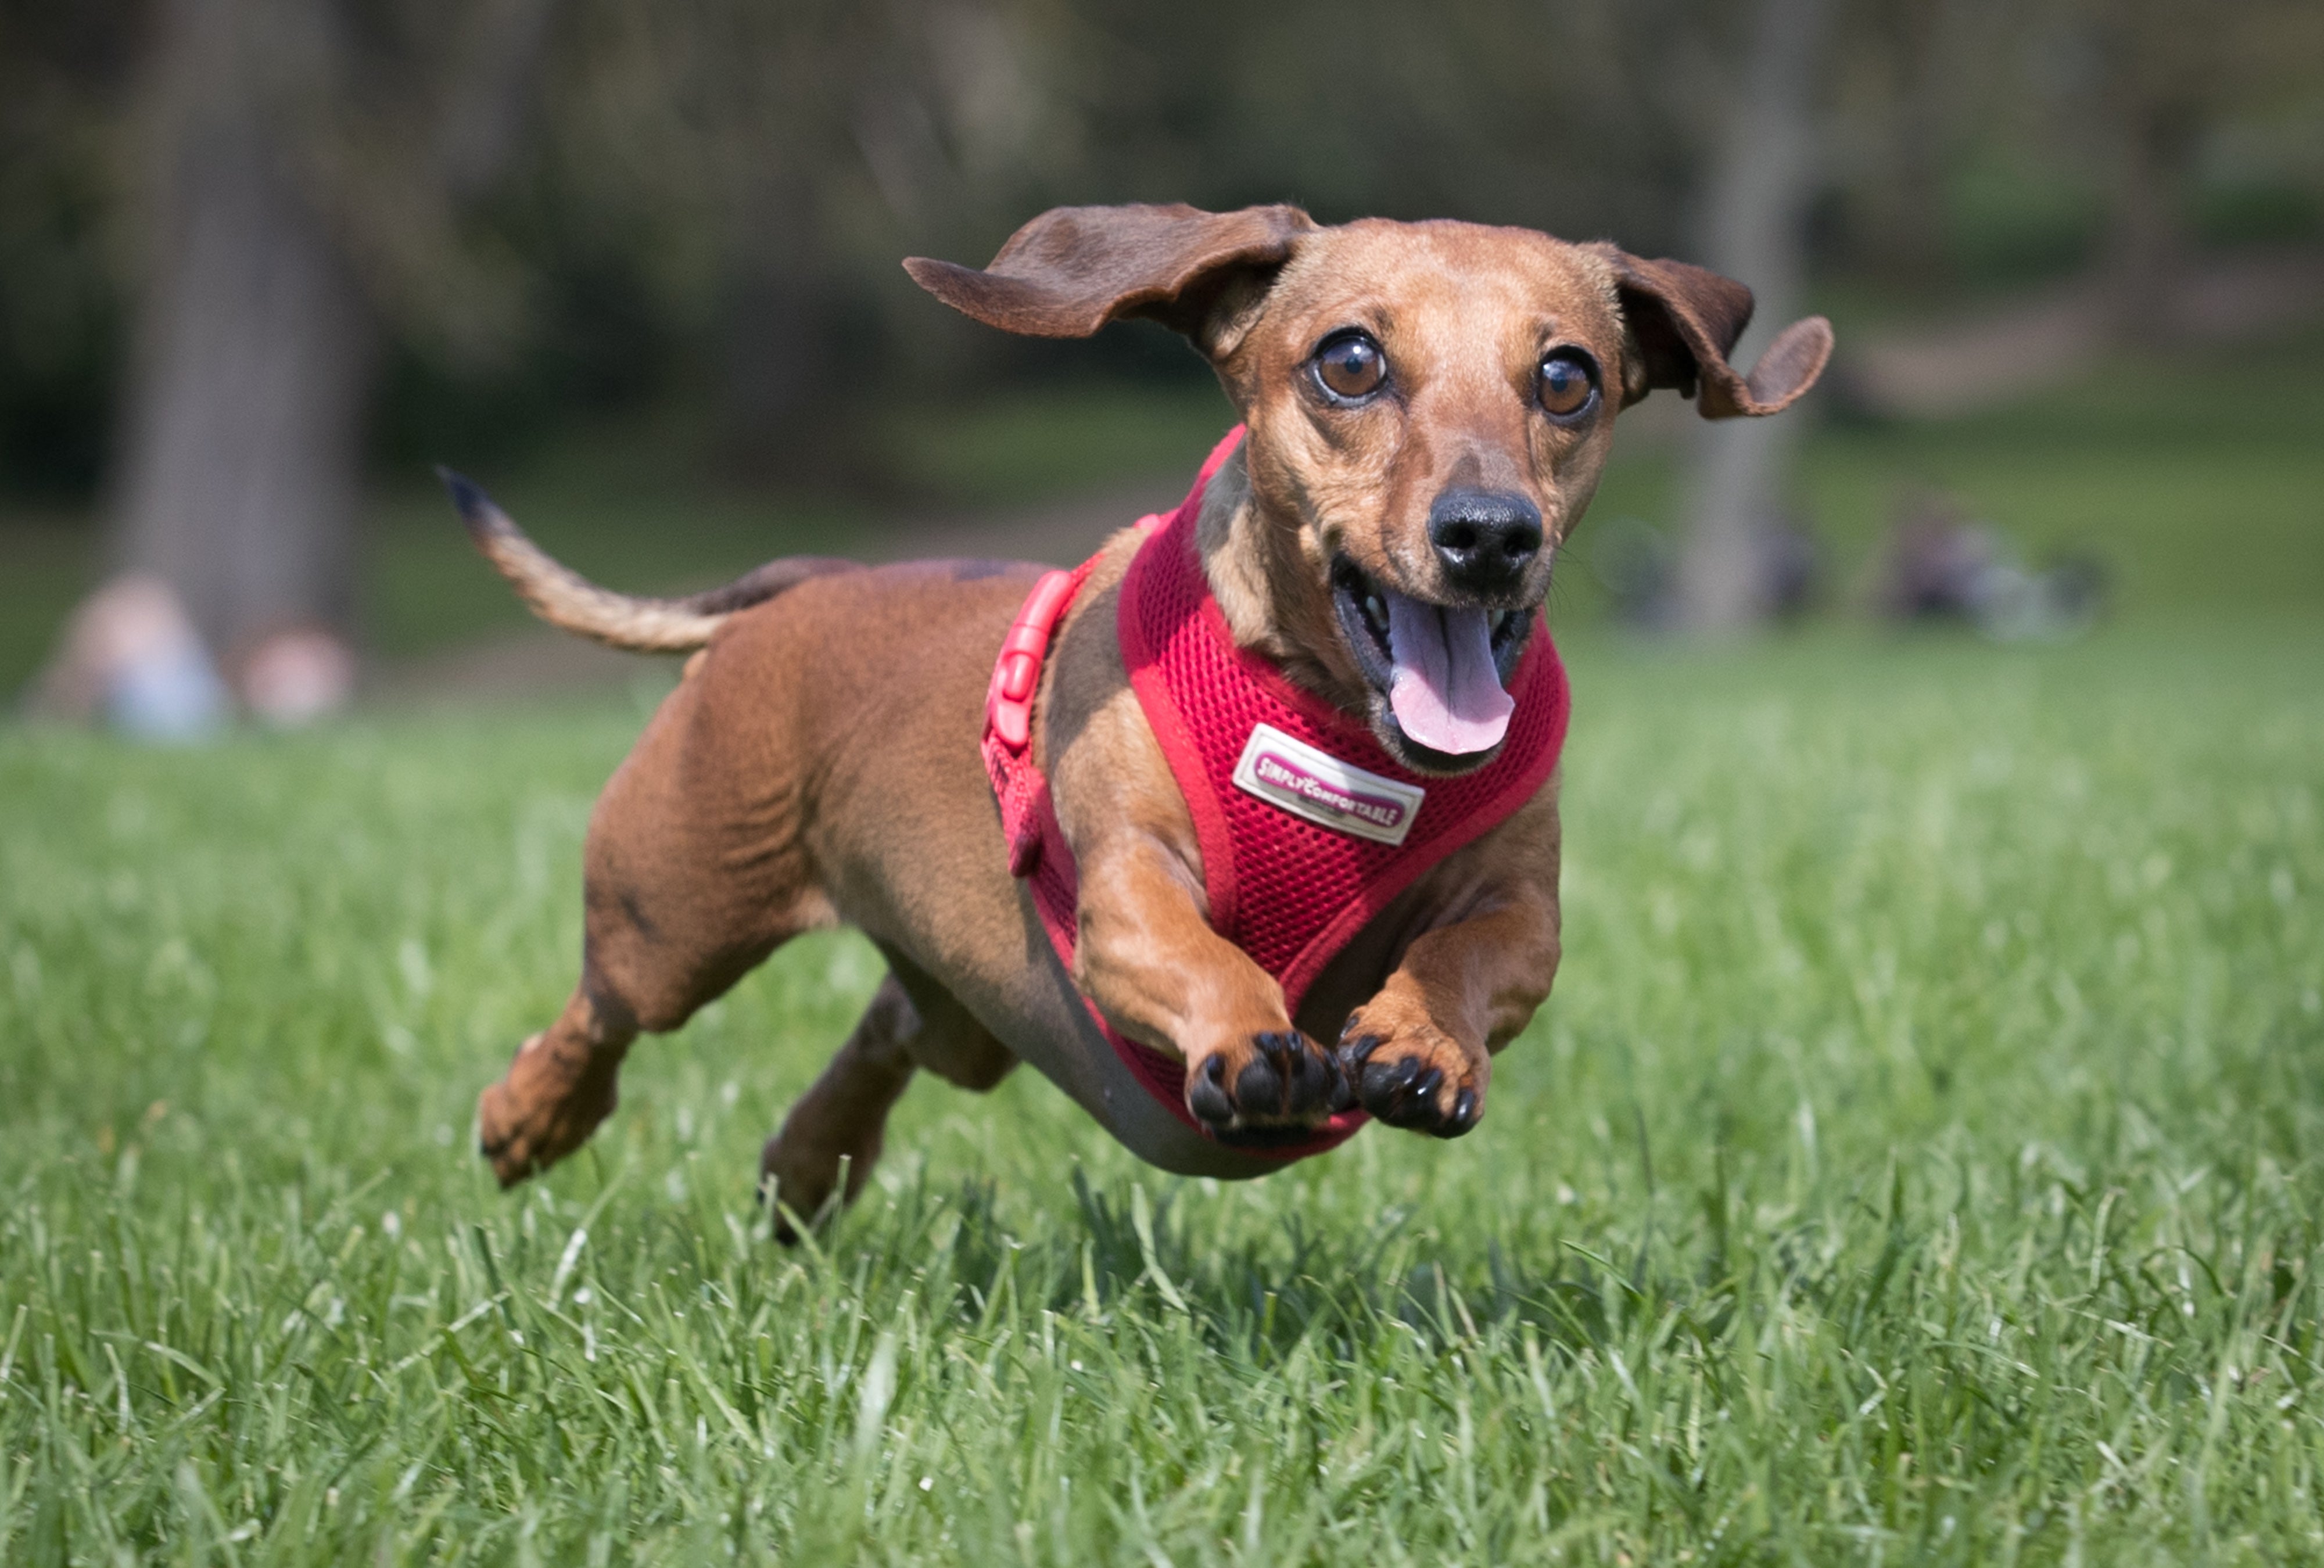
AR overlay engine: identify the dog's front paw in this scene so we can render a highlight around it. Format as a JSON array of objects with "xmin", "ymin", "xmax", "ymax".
[
  {"xmin": 1184, "ymin": 1029, "xmax": 1343, "ymax": 1144},
  {"xmin": 1335, "ymin": 1003, "xmax": 1485, "ymax": 1138}
]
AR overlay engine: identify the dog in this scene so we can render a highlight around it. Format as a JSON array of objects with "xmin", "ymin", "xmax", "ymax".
[{"xmin": 443, "ymin": 203, "xmax": 1829, "ymax": 1232}]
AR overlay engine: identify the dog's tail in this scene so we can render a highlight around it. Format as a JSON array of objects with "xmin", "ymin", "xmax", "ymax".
[{"xmin": 436, "ymin": 468, "xmax": 859, "ymax": 654}]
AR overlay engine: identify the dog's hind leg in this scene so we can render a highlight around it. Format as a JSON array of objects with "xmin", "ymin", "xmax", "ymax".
[
  {"xmin": 760, "ymin": 950, "xmax": 1015, "ymax": 1242},
  {"xmin": 478, "ymin": 877, "xmax": 830, "ymax": 1189},
  {"xmin": 477, "ymin": 654, "xmax": 835, "ymax": 1187}
]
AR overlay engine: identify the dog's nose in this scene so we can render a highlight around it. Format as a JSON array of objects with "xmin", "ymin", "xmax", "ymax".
[{"xmin": 1428, "ymin": 487, "xmax": 1543, "ymax": 593}]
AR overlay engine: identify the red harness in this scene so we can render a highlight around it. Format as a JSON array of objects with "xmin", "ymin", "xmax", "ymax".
[{"xmin": 981, "ymin": 428, "xmax": 1570, "ymax": 1160}]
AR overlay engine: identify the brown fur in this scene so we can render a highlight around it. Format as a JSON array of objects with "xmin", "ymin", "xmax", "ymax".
[{"xmin": 460, "ymin": 205, "xmax": 1830, "ymax": 1223}]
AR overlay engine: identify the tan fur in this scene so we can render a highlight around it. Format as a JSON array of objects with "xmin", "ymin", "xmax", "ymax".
[
  {"xmin": 464, "ymin": 207, "xmax": 1828, "ymax": 1215},
  {"xmin": 446, "ymin": 477, "xmax": 858, "ymax": 653},
  {"xmin": 469, "ymin": 511, "xmax": 727, "ymax": 652}
]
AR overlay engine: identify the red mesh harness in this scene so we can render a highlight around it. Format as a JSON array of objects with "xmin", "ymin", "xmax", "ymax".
[{"xmin": 981, "ymin": 426, "xmax": 1570, "ymax": 1161}]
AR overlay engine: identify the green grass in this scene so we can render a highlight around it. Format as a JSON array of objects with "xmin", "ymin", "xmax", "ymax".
[
  {"xmin": 3, "ymin": 615, "xmax": 2321, "ymax": 1563},
  {"xmin": 0, "ymin": 510, "xmax": 101, "ymax": 703},
  {"xmin": 2, "ymin": 322, "xmax": 2321, "ymax": 1560}
]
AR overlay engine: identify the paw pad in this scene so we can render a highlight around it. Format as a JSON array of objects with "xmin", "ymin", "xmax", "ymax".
[{"xmin": 1187, "ymin": 1029, "xmax": 1340, "ymax": 1132}]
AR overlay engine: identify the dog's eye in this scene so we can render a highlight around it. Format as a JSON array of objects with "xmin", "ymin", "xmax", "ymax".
[
  {"xmin": 1537, "ymin": 350, "xmax": 1597, "ymax": 418},
  {"xmin": 1312, "ymin": 332, "xmax": 1387, "ymax": 401}
]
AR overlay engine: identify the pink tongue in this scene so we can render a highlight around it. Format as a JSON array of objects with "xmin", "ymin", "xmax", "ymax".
[{"xmin": 1383, "ymin": 591, "xmax": 1515, "ymax": 755}]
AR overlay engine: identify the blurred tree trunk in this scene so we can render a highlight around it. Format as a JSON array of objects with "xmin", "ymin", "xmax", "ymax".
[
  {"xmin": 112, "ymin": 0, "xmax": 374, "ymax": 664},
  {"xmin": 2087, "ymin": 9, "xmax": 2199, "ymax": 335},
  {"xmin": 1673, "ymin": 0, "xmax": 1830, "ymax": 633},
  {"xmin": 103, "ymin": 0, "xmax": 553, "ymax": 681}
]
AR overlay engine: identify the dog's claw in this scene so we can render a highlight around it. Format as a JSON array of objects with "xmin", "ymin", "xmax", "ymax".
[
  {"xmin": 1188, "ymin": 1053, "xmax": 1235, "ymax": 1126},
  {"xmin": 1188, "ymin": 1029, "xmax": 1340, "ymax": 1133},
  {"xmin": 1345, "ymin": 1024, "xmax": 1483, "ymax": 1137},
  {"xmin": 1446, "ymin": 1086, "xmax": 1480, "ymax": 1138}
]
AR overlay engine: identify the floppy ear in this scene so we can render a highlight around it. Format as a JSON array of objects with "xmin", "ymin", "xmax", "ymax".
[
  {"xmin": 905, "ymin": 202, "xmax": 1315, "ymax": 356},
  {"xmin": 1589, "ymin": 245, "xmax": 1834, "ymax": 418}
]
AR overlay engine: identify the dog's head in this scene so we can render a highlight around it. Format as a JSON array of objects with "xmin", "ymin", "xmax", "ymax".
[{"xmin": 908, "ymin": 204, "xmax": 1831, "ymax": 774}]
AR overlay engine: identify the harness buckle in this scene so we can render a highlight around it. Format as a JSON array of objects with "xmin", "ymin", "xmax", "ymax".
[{"xmin": 985, "ymin": 568, "xmax": 1078, "ymax": 751}]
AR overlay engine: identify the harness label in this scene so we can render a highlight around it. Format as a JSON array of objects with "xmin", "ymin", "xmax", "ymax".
[{"xmin": 1231, "ymin": 723, "xmax": 1426, "ymax": 845}]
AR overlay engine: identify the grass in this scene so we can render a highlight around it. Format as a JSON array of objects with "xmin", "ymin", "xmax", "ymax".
[
  {"xmin": 3, "ymin": 612, "xmax": 2322, "ymax": 1562},
  {"xmin": 2, "ymin": 320, "xmax": 2321, "ymax": 1560}
]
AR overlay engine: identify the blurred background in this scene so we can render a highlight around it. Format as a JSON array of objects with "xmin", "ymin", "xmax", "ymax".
[{"xmin": 2, "ymin": 0, "xmax": 2321, "ymax": 731}]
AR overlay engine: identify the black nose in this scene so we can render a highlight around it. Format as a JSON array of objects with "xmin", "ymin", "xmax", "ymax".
[{"xmin": 1428, "ymin": 487, "xmax": 1543, "ymax": 592}]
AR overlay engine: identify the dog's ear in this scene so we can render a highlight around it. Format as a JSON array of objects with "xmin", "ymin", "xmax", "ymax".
[
  {"xmin": 1590, "ymin": 246, "xmax": 1833, "ymax": 418},
  {"xmin": 905, "ymin": 203, "xmax": 1315, "ymax": 357}
]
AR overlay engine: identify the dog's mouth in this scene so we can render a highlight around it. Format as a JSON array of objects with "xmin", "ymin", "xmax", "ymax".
[{"xmin": 1330, "ymin": 556, "xmax": 1536, "ymax": 770}]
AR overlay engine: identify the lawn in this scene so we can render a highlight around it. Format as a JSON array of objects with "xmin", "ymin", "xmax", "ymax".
[
  {"xmin": 3, "ymin": 609, "xmax": 2321, "ymax": 1563},
  {"xmin": 5, "ymin": 323, "xmax": 2323, "ymax": 1562}
]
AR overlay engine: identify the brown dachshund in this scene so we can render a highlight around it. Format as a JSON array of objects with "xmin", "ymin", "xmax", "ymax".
[{"xmin": 444, "ymin": 204, "xmax": 1830, "ymax": 1232}]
